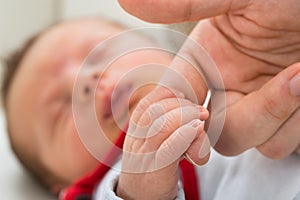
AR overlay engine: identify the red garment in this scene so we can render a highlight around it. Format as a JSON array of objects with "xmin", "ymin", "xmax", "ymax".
[{"xmin": 60, "ymin": 131, "xmax": 200, "ymax": 200}]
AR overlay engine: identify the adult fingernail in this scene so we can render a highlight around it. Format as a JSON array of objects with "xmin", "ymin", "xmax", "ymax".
[
  {"xmin": 290, "ymin": 72, "xmax": 300, "ymax": 96},
  {"xmin": 198, "ymin": 136, "xmax": 211, "ymax": 159}
]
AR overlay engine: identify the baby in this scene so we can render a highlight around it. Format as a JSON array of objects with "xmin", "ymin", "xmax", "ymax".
[{"xmin": 2, "ymin": 16, "xmax": 210, "ymax": 199}]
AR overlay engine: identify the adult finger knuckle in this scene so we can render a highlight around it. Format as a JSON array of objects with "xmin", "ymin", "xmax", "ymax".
[
  {"xmin": 257, "ymin": 142, "xmax": 287, "ymax": 160},
  {"xmin": 262, "ymin": 93, "xmax": 289, "ymax": 123}
]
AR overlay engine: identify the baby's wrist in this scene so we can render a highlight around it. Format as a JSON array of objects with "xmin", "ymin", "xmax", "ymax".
[
  {"xmin": 116, "ymin": 173, "xmax": 179, "ymax": 200},
  {"xmin": 116, "ymin": 181, "xmax": 135, "ymax": 200}
]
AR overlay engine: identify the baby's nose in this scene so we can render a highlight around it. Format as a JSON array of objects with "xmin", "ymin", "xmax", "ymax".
[{"xmin": 71, "ymin": 68, "xmax": 103, "ymax": 103}]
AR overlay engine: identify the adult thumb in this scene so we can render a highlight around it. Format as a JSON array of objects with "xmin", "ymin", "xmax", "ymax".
[
  {"xmin": 215, "ymin": 63, "xmax": 300, "ymax": 156},
  {"xmin": 118, "ymin": 0, "xmax": 250, "ymax": 23}
]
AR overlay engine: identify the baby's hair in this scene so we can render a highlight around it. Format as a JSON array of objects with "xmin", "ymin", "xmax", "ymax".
[{"xmin": 1, "ymin": 34, "xmax": 38, "ymax": 106}]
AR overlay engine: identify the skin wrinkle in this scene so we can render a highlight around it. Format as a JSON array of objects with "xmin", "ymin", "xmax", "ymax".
[
  {"xmin": 245, "ymin": 0, "xmax": 300, "ymax": 31},
  {"xmin": 212, "ymin": 10, "xmax": 300, "ymax": 63},
  {"xmin": 268, "ymin": 44, "xmax": 300, "ymax": 54},
  {"xmin": 211, "ymin": 17, "xmax": 283, "ymax": 69},
  {"xmin": 229, "ymin": 0, "xmax": 249, "ymax": 13},
  {"xmin": 222, "ymin": 73, "xmax": 275, "ymax": 105},
  {"xmin": 234, "ymin": 44, "xmax": 300, "ymax": 67},
  {"xmin": 261, "ymin": 70, "xmax": 300, "ymax": 125},
  {"xmin": 242, "ymin": 74, "xmax": 273, "ymax": 87},
  {"xmin": 258, "ymin": 113, "xmax": 296, "ymax": 156},
  {"xmin": 262, "ymin": 92, "xmax": 287, "ymax": 122},
  {"xmin": 205, "ymin": 18, "xmax": 283, "ymax": 94},
  {"xmin": 186, "ymin": 0, "xmax": 192, "ymax": 22},
  {"xmin": 228, "ymin": 14, "xmax": 284, "ymax": 38},
  {"xmin": 216, "ymin": 15, "xmax": 298, "ymax": 52},
  {"xmin": 234, "ymin": 34, "xmax": 300, "ymax": 53},
  {"xmin": 243, "ymin": 12, "xmax": 299, "ymax": 33},
  {"xmin": 213, "ymin": 16, "xmax": 300, "ymax": 67}
]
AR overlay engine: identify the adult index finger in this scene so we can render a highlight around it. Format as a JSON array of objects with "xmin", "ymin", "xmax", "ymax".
[{"xmin": 118, "ymin": 0, "xmax": 250, "ymax": 23}]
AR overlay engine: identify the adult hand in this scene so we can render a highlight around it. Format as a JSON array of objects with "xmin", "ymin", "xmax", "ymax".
[{"xmin": 119, "ymin": 0, "xmax": 300, "ymax": 159}]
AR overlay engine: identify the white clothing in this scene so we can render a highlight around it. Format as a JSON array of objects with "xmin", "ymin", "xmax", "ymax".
[
  {"xmin": 94, "ymin": 149, "xmax": 300, "ymax": 200},
  {"xmin": 198, "ymin": 149, "xmax": 300, "ymax": 200}
]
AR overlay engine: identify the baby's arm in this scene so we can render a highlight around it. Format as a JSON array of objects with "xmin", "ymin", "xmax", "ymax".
[{"xmin": 117, "ymin": 88, "xmax": 209, "ymax": 200}]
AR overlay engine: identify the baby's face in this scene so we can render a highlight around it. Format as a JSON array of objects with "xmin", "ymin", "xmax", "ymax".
[{"xmin": 6, "ymin": 18, "xmax": 171, "ymax": 189}]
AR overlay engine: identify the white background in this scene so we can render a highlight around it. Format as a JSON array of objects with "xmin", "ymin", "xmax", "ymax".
[{"xmin": 0, "ymin": 0, "xmax": 159, "ymax": 57}]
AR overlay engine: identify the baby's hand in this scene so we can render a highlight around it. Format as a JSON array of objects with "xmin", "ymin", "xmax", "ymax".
[{"xmin": 117, "ymin": 87, "xmax": 210, "ymax": 200}]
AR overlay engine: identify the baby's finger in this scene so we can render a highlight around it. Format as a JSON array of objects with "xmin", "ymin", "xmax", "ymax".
[
  {"xmin": 184, "ymin": 130, "xmax": 210, "ymax": 166},
  {"xmin": 130, "ymin": 99, "xmax": 208, "ymax": 140},
  {"xmin": 139, "ymin": 99, "xmax": 208, "ymax": 128},
  {"xmin": 126, "ymin": 104, "xmax": 208, "ymax": 155},
  {"xmin": 133, "ymin": 98, "xmax": 194, "ymax": 128},
  {"xmin": 130, "ymin": 86, "xmax": 184, "ymax": 130},
  {"xmin": 128, "ymin": 97, "xmax": 193, "ymax": 137},
  {"xmin": 143, "ymin": 105, "xmax": 208, "ymax": 148},
  {"xmin": 155, "ymin": 119, "xmax": 203, "ymax": 169}
]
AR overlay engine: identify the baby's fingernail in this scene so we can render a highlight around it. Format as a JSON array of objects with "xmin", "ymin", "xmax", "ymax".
[
  {"xmin": 197, "ymin": 105, "xmax": 207, "ymax": 112},
  {"xmin": 198, "ymin": 136, "xmax": 211, "ymax": 159},
  {"xmin": 190, "ymin": 119, "xmax": 201, "ymax": 128},
  {"xmin": 290, "ymin": 72, "xmax": 300, "ymax": 96}
]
